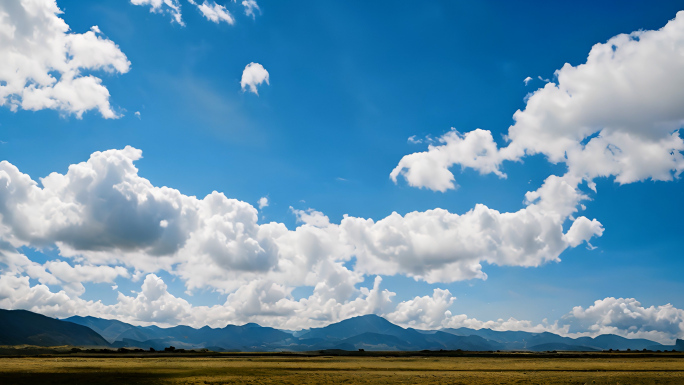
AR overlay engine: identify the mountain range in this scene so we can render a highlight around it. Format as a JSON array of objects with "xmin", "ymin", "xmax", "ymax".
[{"xmin": 1, "ymin": 308, "xmax": 682, "ymax": 352}]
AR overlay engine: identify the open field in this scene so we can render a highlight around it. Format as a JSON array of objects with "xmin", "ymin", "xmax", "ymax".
[{"xmin": 1, "ymin": 353, "xmax": 684, "ymax": 384}]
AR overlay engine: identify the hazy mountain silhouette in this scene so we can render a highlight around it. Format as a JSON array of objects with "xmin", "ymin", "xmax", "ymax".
[
  {"xmin": 66, "ymin": 316, "xmax": 294, "ymax": 351},
  {"xmin": 290, "ymin": 315, "xmax": 503, "ymax": 351},
  {"xmin": 575, "ymin": 334, "xmax": 661, "ymax": 350},
  {"xmin": 442, "ymin": 327, "xmax": 665, "ymax": 351},
  {"xmin": 300, "ymin": 314, "xmax": 413, "ymax": 340},
  {"xmin": 527, "ymin": 342, "xmax": 599, "ymax": 352},
  {"xmin": 0, "ymin": 309, "xmax": 108, "ymax": 347},
  {"xmin": 64, "ymin": 315, "xmax": 142, "ymax": 343},
  {"xmin": 652, "ymin": 338, "xmax": 684, "ymax": 352},
  {"xmin": 0, "ymin": 308, "xmax": 671, "ymax": 352}
]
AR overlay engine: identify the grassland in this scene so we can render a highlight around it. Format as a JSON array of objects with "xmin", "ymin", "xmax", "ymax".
[{"xmin": 0, "ymin": 353, "xmax": 683, "ymax": 384}]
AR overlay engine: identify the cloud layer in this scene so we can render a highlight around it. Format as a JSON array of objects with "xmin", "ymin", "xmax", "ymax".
[
  {"xmin": 1, "ymin": 269, "xmax": 682, "ymax": 343},
  {"xmin": 0, "ymin": 146, "xmax": 599, "ymax": 296},
  {"xmin": 0, "ymin": 144, "xmax": 605, "ymax": 336}
]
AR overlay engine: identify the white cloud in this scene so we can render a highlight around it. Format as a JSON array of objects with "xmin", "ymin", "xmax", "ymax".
[
  {"xmin": 115, "ymin": 273, "xmax": 193, "ymax": 325},
  {"xmin": 135, "ymin": 111, "xmax": 141, "ymax": 119},
  {"xmin": 564, "ymin": 297, "xmax": 684, "ymax": 344},
  {"xmin": 401, "ymin": 298, "xmax": 684, "ymax": 345},
  {"xmin": 0, "ymin": 1, "xmax": 130, "ymax": 118},
  {"xmin": 407, "ymin": 135, "xmax": 422, "ymax": 144},
  {"xmin": 343, "ymin": 176, "xmax": 602, "ymax": 283},
  {"xmin": 523, "ymin": 76, "xmax": 533, "ymax": 85},
  {"xmin": 391, "ymin": 129, "xmax": 505, "ymax": 192},
  {"xmin": 176, "ymin": 191, "xmax": 280, "ymax": 276},
  {"xmin": 291, "ymin": 208, "xmax": 331, "ymax": 228},
  {"xmin": 188, "ymin": 0, "xmax": 235, "ymax": 24},
  {"xmin": 0, "ymin": 273, "xmax": 110, "ymax": 320},
  {"xmin": 386, "ymin": 288, "xmax": 454, "ymax": 329},
  {"xmin": 0, "ymin": 147, "xmax": 601, "ymax": 297},
  {"xmin": 441, "ymin": 312, "xmax": 571, "ymax": 339},
  {"xmin": 0, "ymin": 245, "xmax": 129, "ymax": 297},
  {"xmin": 242, "ymin": 0, "xmax": 260, "ymax": 19},
  {"xmin": 0, "ymin": 147, "xmax": 198, "ymax": 263},
  {"xmin": 241, "ymin": 62, "xmax": 269, "ymax": 95},
  {"xmin": 130, "ymin": 0, "xmax": 184, "ymax": 25},
  {"xmin": 0, "ymin": 269, "xmax": 388, "ymax": 330},
  {"xmin": 0, "ymin": 248, "xmax": 60, "ymax": 287},
  {"xmin": 2, "ymin": 267, "xmax": 682, "ymax": 343},
  {"xmin": 132, "ymin": 0, "xmax": 253, "ymax": 26},
  {"xmin": 393, "ymin": 12, "xmax": 684, "ymax": 193},
  {"xmin": 257, "ymin": 196, "xmax": 269, "ymax": 209},
  {"xmin": 439, "ymin": 299, "xmax": 684, "ymax": 345},
  {"xmin": 45, "ymin": 261, "xmax": 129, "ymax": 296}
]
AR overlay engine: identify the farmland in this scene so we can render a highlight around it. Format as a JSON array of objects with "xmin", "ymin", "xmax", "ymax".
[{"xmin": 1, "ymin": 352, "xmax": 683, "ymax": 384}]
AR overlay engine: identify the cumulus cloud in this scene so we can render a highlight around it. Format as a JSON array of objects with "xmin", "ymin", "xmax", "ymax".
[
  {"xmin": 440, "ymin": 298, "xmax": 684, "ymax": 345},
  {"xmin": 386, "ymin": 288, "xmax": 454, "ymax": 329},
  {"xmin": 391, "ymin": 129, "xmax": 505, "ymax": 192},
  {"xmin": 241, "ymin": 62, "xmax": 269, "ymax": 95},
  {"xmin": 392, "ymin": 12, "xmax": 684, "ymax": 193},
  {"xmin": 0, "ymin": 270, "xmax": 390, "ymax": 330},
  {"xmin": 257, "ymin": 196, "xmax": 268, "ymax": 209},
  {"xmin": 523, "ymin": 76, "xmax": 533, "ymax": 85},
  {"xmin": 0, "ymin": 246, "xmax": 128, "ymax": 297},
  {"xmin": 187, "ymin": 0, "xmax": 235, "ymax": 24},
  {"xmin": 0, "ymin": 147, "xmax": 600, "ymax": 297},
  {"xmin": 291, "ymin": 208, "xmax": 331, "ymax": 228},
  {"xmin": 442, "ymin": 312, "xmax": 567, "ymax": 335},
  {"xmin": 0, "ymin": 1, "xmax": 130, "ymax": 118},
  {"xmin": 0, "ymin": 273, "xmax": 108, "ymax": 320},
  {"xmin": 2, "ymin": 266, "xmax": 683, "ymax": 343},
  {"xmin": 116, "ymin": 274, "xmax": 193, "ymax": 324},
  {"xmin": 45, "ymin": 261, "xmax": 129, "ymax": 296},
  {"xmin": 564, "ymin": 297, "xmax": 684, "ymax": 343},
  {"xmin": 343, "ymin": 176, "xmax": 602, "ymax": 283}
]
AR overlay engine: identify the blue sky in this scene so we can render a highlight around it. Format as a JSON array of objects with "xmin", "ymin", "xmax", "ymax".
[{"xmin": 1, "ymin": 0, "xmax": 684, "ymax": 342}]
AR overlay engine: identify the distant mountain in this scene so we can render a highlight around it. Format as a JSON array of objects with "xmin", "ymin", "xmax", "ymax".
[
  {"xmin": 296, "ymin": 315, "xmax": 500, "ymax": 351},
  {"xmin": 0, "ymin": 309, "xmax": 108, "ymax": 347},
  {"xmin": 0, "ymin": 308, "xmax": 667, "ymax": 352},
  {"xmin": 64, "ymin": 315, "xmax": 141, "ymax": 343},
  {"xmin": 442, "ymin": 327, "xmax": 540, "ymax": 345},
  {"xmin": 527, "ymin": 342, "xmax": 599, "ymax": 352},
  {"xmin": 66, "ymin": 316, "xmax": 295, "ymax": 351},
  {"xmin": 574, "ymin": 334, "xmax": 660, "ymax": 351},
  {"xmin": 300, "ymin": 314, "xmax": 429, "ymax": 348},
  {"xmin": 301, "ymin": 314, "xmax": 412, "ymax": 340},
  {"xmin": 652, "ymin": 338, "xmax": 684, "ymax": 352},
  {"xmin": 441, "ymin": 327, "xmax": 665, "ymax": 351}
]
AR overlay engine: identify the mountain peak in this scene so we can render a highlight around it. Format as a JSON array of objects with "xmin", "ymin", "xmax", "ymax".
[{"xmin": 242, "ymin": 323, "xmax": 262, "ymax": 328}]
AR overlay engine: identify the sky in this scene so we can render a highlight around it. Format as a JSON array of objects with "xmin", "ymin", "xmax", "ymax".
[{"xmin": 1, "ymin": 0, "xmax": 684, "ymax": 344}]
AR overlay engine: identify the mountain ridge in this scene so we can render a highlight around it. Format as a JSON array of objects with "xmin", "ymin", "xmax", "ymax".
[
  {"xmin": 0, "ymin": 309, "xmax": 109, "ymax": 347},
  {"xmin": 0, "ymin": 309, "xmax": 678, "ymax": 352}
]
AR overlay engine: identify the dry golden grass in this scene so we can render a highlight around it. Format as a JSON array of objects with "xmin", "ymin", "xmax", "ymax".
[{"xmin": 0, "ymin": 355, "xmax": 683, "ymax": 384}]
